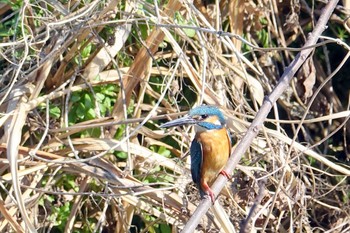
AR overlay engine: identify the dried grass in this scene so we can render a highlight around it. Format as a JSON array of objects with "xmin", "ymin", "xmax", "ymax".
[{"xmin": 0, "ymin": 0, "xmax": 350, "ymax": 232}]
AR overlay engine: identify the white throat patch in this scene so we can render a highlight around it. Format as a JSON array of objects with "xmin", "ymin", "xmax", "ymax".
[{"xmin": 194, "ymin": 124, "xmax": 207, "ymax": 133}]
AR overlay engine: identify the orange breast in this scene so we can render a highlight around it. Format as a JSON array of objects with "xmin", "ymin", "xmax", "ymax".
[{"xmin": 196, "ymin": 128, "xmax": 231, "ymax": 186}]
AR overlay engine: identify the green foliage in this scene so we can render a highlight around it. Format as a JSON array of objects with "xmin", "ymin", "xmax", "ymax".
[
  {"xmin": 0, "ymin": 0, "xmax": 30, "ymax": 39},
  {"xmin": 49, "ymin": 105, "xmax": 61, "ymax": 119},
  {"xmin": 130, "ymin": 21, "xmax": 149, "ymax": 47},
  {"xmin": 140, "ymin": 146, "xmax": 174, "ymax": 184},
  {"xmin": 68, "ymin": 84, "xmax": 117, "ymax": 137},
  {"xmin": 256, "ymin": 28, "xmax": 269, "ymax": 48},
  {"xmin": 117, "ymin": 52, "xmax": 133, "ymax": 66},
  {"xmin": 114, "ymin": 124, "xmax": 126, "ymax": 139},
  {"xmin": 144, "ymin": 76, "xmax": 165, "ymax": 105},
  {"xmin": 115, "ymin": 151, "xmax": 128, "ymax": 159},
  {"xmin": 145, "ymin": 0, "xmax": 160, "ymax": 4},
  {"xmin": 81, "ymin": 43, "xmax": 93, "ymax": 62},
  {"xmin": 336, "ymin": 26, "xmax": 349, "ymax": 40},
  {"xmin": 344, "ymin": 191, "xmax": 350, "ymax": 204},
  {"xmin": 174, "ymin": 12, "xmax": 196, "ymax": 38},
  {"xmin": 149, "ymin": 76, "xmax": 164, "ymax": 93},
  {"xmin": 38, "ymin": 194, "xmax": 54, "ymax": 207},
  {"xmin": 0, "ymin": 12, "xmax": 18, "ymax": 37},
  {"xmin": 38, "ymin": 102, "xmax": 61, "ymax": 119},
  {"xmin": 144, "ymin": 218, "xmax": 172, "ymax": 233},
  {"xmin": 307, "ymin": 155, "xmax": 317, "ymax": 166},
  {"xmin": 39, "ymin": 192, "xmax": 73, "ymax": 232},
  {"xmin": 50, "ymin": 202, "xmax": 71, "ymax": 231},
  {"xmin": 39, "ymin": 173, "xmax": 87, "ymax": 232},
  {"xmin": 259, "ymin": 17, "xmax": 268, "ymax": 25},
  {"xmin": 0, "ymin": 0, "xmax": 21, "ymax": 10},
  {"xmin": 179, "ymin": 79, "xmax": 196, "ymax": 106},
  {"xmin": 241, "ymin": 34, "xmax": 251, "ymax": 53},
  {"xmin": 73, "ymin": 220, "xmax": 95, "ymax": 233},
  {"xmin": 159, "ymin": 223, "xmax": 172, "ymax": 233},
  {"xmin": 252, "ymin": 17, "xmax": 270, "ymax": 48},
  {"xmin": 150, "ymin": 145, "xmax": 171, "ymax": 158},
  {"xmin": 56, "ymin": 174, "xmax": 79, "ymax": 192}
]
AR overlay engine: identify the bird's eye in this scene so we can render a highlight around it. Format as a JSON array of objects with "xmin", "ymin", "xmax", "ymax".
[{"xmin": 201, "ymin": 114, "xmax": 209, "ymax": 120}]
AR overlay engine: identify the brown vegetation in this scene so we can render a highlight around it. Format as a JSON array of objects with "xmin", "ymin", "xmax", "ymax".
[{"xmin": 0, "ymin": 0, "xmax": 349, "ymax": 232}]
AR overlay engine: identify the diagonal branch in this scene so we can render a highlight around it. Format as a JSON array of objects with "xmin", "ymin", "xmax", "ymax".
[{"xmin": 181, "ymin": 0, "xmax": 340, "ymax": 232}]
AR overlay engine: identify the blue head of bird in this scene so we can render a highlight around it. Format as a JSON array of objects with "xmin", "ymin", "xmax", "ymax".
[{"xmin": 160, "ymin": 105, "xmax": 226, "ymax": 130}]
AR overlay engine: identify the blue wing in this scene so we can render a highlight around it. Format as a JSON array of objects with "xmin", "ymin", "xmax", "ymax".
[{"xmin": 190, "ymin": 139, "xmax": 202, "ymax": 189}]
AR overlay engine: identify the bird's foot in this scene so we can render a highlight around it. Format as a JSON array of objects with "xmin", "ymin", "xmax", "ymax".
[
  {"xmin": 219, "ymin": 170, "xmax": 231, "ymax": 180},
  {"xmin": 202, "ymin": 182, "xmax": 216, "ymax": 203},
  {"xmin": 207, "ymin": 189, "xmax": 215, "ymax": 204}
]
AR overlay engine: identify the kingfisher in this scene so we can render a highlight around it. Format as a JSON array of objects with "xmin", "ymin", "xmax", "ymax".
[{"xmin": 160, "ymin": 105, "xmax": 231, "ymax": 203}]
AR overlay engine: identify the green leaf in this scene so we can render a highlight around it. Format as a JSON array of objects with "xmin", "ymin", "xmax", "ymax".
[
  {"xmin": 98, "ymin": 102, "xmax": 107, "ymax": 115},
  {"xmin": 76, "ymin": 103, "xmax": 86, "ymax": 119},
  {"xmin": 71, "ymin": 93, "xmax": 81, "ymax": 102},
  {"xmin": 148, "ymin": 226, "xmax": 156, "ymax": 233},
  {"xmin": 160, "ymin": 174, "xmax": 174, "ymax": 183},
  {"xmin": 158, "ymin": 146, "xmax": 171, "ymax": 157},
  {"xmin": 159, "ymin": 223, "xmax": 171, "ymax": 233},
  {"xmin": 104, "ymin": 96, "xmax": 112, "ymax": 108},
  {"xmin": 86, "ymin": 108, "xmax": 96, "ymax": 119},
  {"xmin": 174, "ymin": 12, "xmax": 196, "ymax": 38},
  {"xmin": 46, "ymin": 195, "xmax": 55, "ymax": 202},
  {"xmin": 81, "ymin": 43, "xmax": 92, "ymax": 58},
  {"xmin": 95, "ymin": 93, "xmax": 105, "ymax": 102},
  {"xmin": 102, "ymin": 86, "xmax": 117, "ymax": 97},
  {"xmin": 49, "ymin": 106, "xmax": 61, "ymax": 119},
  {"xmin": 67, "ymin": 179, "xmax": 79, "ymax": 192},
  {"xmin": 84, "ymin": 93, "xmax": 93, "ymax": 108},
  {"xmin": 114, "ymin": 124, "xmax": 126, "ymax": 139},
  {"xmin": 115, "ymin": 151, "xmax": 128, "ymax": 159}
]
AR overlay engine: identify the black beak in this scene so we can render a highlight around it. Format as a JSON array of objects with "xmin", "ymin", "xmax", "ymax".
[{"xmin": 160, "ymin": 115, "xmax": 197, "ymax": 128}]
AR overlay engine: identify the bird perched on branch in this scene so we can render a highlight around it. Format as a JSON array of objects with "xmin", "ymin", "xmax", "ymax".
[{"xmin": 160, "ymin": 105, "xmax": 231, "ymax": 203}]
